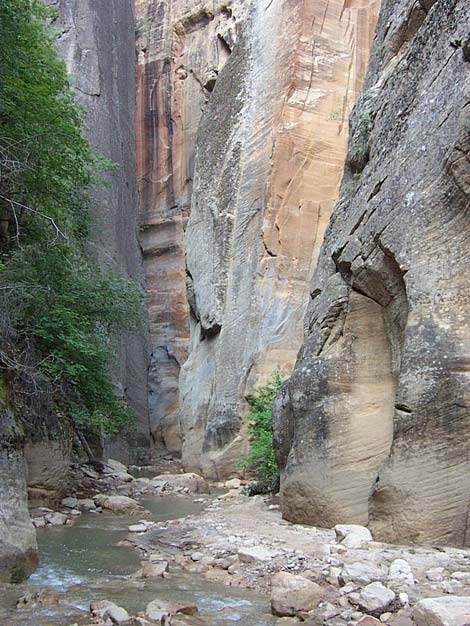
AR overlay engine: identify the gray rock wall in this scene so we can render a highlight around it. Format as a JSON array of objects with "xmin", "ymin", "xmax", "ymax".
[
  {"xmin": 48, "ymin": 0, "xmax": 150, "ymax": 462},
  {"xmin": 274, "ymin": 0, "xmax": 470, "ymax": 546},
  {"xmin": 0, "ymin": 403, "xmax": 37, "ymax": 583}
]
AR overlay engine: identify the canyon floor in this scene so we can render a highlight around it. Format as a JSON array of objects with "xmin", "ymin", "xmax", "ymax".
[{"xmin": 4, "ymin": 459, "xmax": 470, "ymax": 626}]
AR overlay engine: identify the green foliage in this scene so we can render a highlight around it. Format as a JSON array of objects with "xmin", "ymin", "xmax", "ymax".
[
  {"xmin": 0, "ymin": 1, "xmax": 142, "ymax": 435},
  {"xmin": 240, "ymin": 370, "xmax": 283, "ymax": 490}
]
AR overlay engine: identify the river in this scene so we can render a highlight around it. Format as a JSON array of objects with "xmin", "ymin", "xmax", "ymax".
[{"xmin": 0, "ymin": 493, "xmax": 281, "ymax": 625}]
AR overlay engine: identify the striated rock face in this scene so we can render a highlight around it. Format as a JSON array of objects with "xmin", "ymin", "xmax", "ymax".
[
  {"xmin": 137, "ymin": 0, "xmax": 379, "ymax": 471},
  {"xmin": 48, "ymin": 0, "xmax": 150, "ymax": 462},
  {"xmin": 0, "ymin": 401, "xmax": 37, "ymax": 582},
  {"xmin": 136, "ymin": 0, "xmax": 247, "ymax": 452},
  {"xmin": 274, "ymin": 0, "xmax": 470, "ymax": 545}
]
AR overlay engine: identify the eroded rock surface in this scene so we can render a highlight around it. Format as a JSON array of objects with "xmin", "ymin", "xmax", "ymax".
[
  {"xmin": 137, "ymin": 0, "xmax": 380, "ymax": 477},
  {"xmin": 0, "ymin": 404, "xmax": 37, "ymax": 582},
  {"xmin": 274, "ymin": 0, "xmax": 470, "ymax": 545}
]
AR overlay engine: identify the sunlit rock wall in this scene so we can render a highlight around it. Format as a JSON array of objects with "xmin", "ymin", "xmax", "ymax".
[
  {"xmin": 180, "ymin": 0, "xmax": 380, "ymax": 477},
  {"xmin": 274, "ymin": 0, "xmax": 470, "ymax": 545}
]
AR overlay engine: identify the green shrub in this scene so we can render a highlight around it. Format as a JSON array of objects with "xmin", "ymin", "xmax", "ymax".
[
  {"xmin": 0, "ymin": 0, "xmax": 142, "ymax": 436},
  {"xmin": 240, "ymin": 370, "xmax": 283, "ymax": 491}
]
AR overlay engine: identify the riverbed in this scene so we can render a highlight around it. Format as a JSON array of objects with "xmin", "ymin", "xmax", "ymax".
[{"xmin": 0, "ymin": 493, "xmax": 281, "ymax": 626}]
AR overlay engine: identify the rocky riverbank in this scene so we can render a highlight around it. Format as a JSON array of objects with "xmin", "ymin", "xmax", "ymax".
[{"xmin": 4, "ymin": 460, "xmax": 470, "ymax": 626}]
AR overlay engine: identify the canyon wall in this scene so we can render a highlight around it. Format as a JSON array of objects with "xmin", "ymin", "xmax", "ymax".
[
  {"xmin": 137, "ymin": 0, "xmax": 380, "ymax": 473},
  {"xmin": 136, "ymin": 0, "xmax": 247, "ymax": 453},
  {"xmin": 48, "ymin": 0, "xmax": 150, "ymax": 463},
  {"xmin": 274, "ymin": 0, "xmax": 470, "ymax": 545},
  {"xmin": 0, "ymin": 390, "xmax": 37, "ymax": 583}
]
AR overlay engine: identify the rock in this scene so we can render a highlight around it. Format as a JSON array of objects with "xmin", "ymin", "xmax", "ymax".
[
  {"xmin": 356, "ymin": 618, "xmax": 382, "ymax": 626},
  {"xmin": 78, "ymin": 498, "xmax": 96, "ymax": 511},
  {"xmin": 335, "ymin": 525, "xmax": 373, "ymax": 542},
  {"xmin": 398, "ymin": 592, "xmax": 409, "ymax": 607},
  {"xmin": 224, "ymin": 478, "xmax": 242, "ymax": 489},
  {"xmin": 142, "ymin": 561, "xmax": 169, "ymax": 578},
  {"xmin": 342, "ymin": 534, "xmax": 371, "ymax": 550},
  {"xmin": 16, "ymin": 588, "xmax": 60, "ymax": 609},
  {"xmin": 426, "ymin": 567, "xmax": 445, "ymax": 582},
  {"xmin": 412, "ymin": 596, "xmax": 470, "ymax": 626},
  {"xmin": 238, "ymin": 546, "xmax": 278, "ymax": 563},
  {"xmin": 45, "ymin": 512, "xmax": 67, "ymax": 526},
  {"xmin": 274, "ymin": 0, "xmax": 470, "ymax": 547},
  {"xmin": 90, "ymin": 599, "xmax": 118, "ymax": 618},
  {"xmin": 136, "ymin": 0, "xmax": 381, "ymax": 478},
  {"xmin": 270, "ymin": 572, "xmax": 325, "ymax": 616},
  {"xmin": 353, "ymin": 582, "xmax": 395, "ymax": 614},
  {"xmin": 32, "ymin": 517, "xmax": 46, "ymax": 528},
  {"xmin": 61, "ymin": 497, "xmax": 79, "ymax": 509},
  {"xmin": 146, "ymin": 598, "xmax": 198, "ymax": 620},
  {"xmin": 105, "ymin": 458, "xmax": 128, "ymax": 474},
  {"xmin": 388, "ymin": 559, "xmax": 414, "ymax": 586},
  {"xmin": 104, "ymin": 604, "xmax": 130, "ymax": 625},
  {"xmin": 128, "ymin": 523, "xmax": 148, "ymax": 533},
  {"xmin": 151, "ymin": 473, "xmax": 209, "ymax": 494},
  {"xmin": 0, "ymin": 408, "xmax": 38, "ymax": 582},
  {"xmin": 112, "ymin": 471, "xmax": 135, "ymax": 483},
  {"xmin": 94, "ymin": 495, "xmax": 140, "ymax": 512},
  {"xmin": 341, "ymin": 562, "xmax": 386, "ymax": 585},
  {"xmin": 191, "ymin": 551, "xmax": 204, "ymax": 561}
]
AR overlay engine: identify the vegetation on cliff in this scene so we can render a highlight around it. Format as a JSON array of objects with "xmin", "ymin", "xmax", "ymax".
[
  {"xmin": 241, "ymin": 370, "xmax": 282, "ymax": 491},
  {"xmin": 0, "ymin": 0, "xmax": 141, "ymax": 438}
]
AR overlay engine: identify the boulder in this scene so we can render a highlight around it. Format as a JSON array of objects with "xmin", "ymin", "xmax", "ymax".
[
  {"xmin": 426, "ymin": 567, "xmax": 445, "ymax": 582},
  {"xmin": 61, "ymin": 497, "xmax": 79, "ymax": 509},
  {"xmin": 238, "ymin": 546, "xmax": 278, "ymax": 563},
  {"xmin": 104, "ymin": 604, "xmax": 130, "ymax": 625},
  {"xmin": 270, "ymin": 572, "xmax": 325, "ymax": 616},
  {"xmin": 412, "ymin": 596, "xmax": 470, "ymax": 626},
  {"xmin": 225, "ymin": 478, "xmax": 242, "ymax": 489},
  {"xmin": 16, "ymin": 588, "xmax": 60, "ymax": 609},
  {"xmin": 142, "ymin": 561, "xmax": 169, "ymax": 578},
  {"xmin": 151, "ymin": 473, "xmax": 209, "ymax": 494},
  {"xmin": 128, "ymin": 523, "xmax": 148, "ymax": 533},
  {"xmin": 78, "ymin": 498, "xmax": 96, "ymax": 511},
  {"xmin": 45, "ymin": 512, "xmax": 67, "ymax": 526},
  {"xmin": 335, "ymin": 525, "xmax": 372, "ymax": 542},
  {"xmin": 32, "ymin": 517, "xmax": 46, "ymax": 528},
  {"xmin": 146, "ymin": 598, "xmax": 198, "ymax": 620},
  {"xmin": 90, "ymin": 599, "xmax": 118, "ymax": 618},
  {"xmin": 341, "ymin": 562, "xmax": 386, "ymax": 585},
  {"xmin": 388, "ymin": 559, "xmax": 414, "ymax": 586},
  {"xmin": 105, "ymin": 458, "xmax": 128, "ymax": 474},
  {"xmin": 353, "ymin": 582, "xmax": 395, "ymax": 614},
  {"xmin": 94, "ymin": 495, "xmax": 140, "ymax": 512}
]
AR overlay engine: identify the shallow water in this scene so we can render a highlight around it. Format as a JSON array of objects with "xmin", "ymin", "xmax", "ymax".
[{"xmin": 0, "ymin": 494, "xmax": 281, "ymax": 626}]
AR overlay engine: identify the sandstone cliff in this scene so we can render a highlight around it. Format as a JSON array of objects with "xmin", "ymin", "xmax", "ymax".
[
  {"xmin": 137, "ymin": 0, "xmax": 380, "ymax": 474},
  {"xmin": 274, "ymin": 0, "xmax": 470, "ymax": 546},
  {"xmin": 136, "ymin": 0, "xmax": 246, "ymax": 453},
  {"xmin": 47, "ymin": 0, "xmax": 150, "ymax": 463}
]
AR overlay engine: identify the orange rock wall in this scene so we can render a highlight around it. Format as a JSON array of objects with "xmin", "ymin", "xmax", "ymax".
[{"xmin": 136, "ymin": 0, "xmax": 380, "ymax": 471}]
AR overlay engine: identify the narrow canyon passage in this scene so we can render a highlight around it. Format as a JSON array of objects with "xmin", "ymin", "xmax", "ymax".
[{"xmin": 0, "ymin": 0, "xmax": 469, "ymax": 625}]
